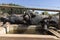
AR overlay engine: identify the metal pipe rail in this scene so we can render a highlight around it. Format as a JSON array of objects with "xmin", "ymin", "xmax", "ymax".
[
  {"xmin": 48, "ymin": 29, "xmax": 60, "ymax": 38},
  {"xmin": 0, "ymin": 5, "xmax": 60, "ymax": 12}
]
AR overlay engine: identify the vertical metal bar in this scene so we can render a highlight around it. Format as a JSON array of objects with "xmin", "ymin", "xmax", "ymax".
[{"xmin": 59, "ymin": 12, "xmax": 60, "ymax": 29}]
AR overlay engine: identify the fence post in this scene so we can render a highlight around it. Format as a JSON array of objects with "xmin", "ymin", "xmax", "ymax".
[{"xmin": 58, "ymin": 12, "xmax": 60, "ymax": 29}]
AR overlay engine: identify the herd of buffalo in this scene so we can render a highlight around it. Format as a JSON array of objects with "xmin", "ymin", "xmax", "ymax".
[{"xmin": 0, "ymin": 11, "xmax": 59, "ymax": 30}]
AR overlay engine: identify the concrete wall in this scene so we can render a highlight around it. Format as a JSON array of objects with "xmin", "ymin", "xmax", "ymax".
[
  {"xmin": 0, "ymin": 27, "xmax": 6, "ymax": 34},
  {"xmin": 0, "ymin": 34, "xmax": 59, "ymax": 40}
]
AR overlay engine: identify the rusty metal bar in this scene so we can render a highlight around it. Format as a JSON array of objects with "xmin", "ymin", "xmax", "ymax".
[
  {"xmin": 0, "ymin": 5, "xmax": 60, "ymax": 12},
  {"xmin": 59, "ymin": 12, "xmax": 60, "ymax": 29}
]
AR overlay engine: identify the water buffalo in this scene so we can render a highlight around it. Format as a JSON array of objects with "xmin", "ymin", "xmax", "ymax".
[
  {"xmin": 0, "ymin": 12, "xmax": 59, "ymax": 29},
  {"xmin": 0, "ymin": 14, "xmax": 25, "ymax": 25},
  {"xmin": 40, "ymin": 15, "xmax": 59, "ymax": 29},
  {"xmin": 0, "ymin": 13, "xmax": 49, "ymax": 26}
]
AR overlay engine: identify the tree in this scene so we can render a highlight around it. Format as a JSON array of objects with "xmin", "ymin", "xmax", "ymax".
[{"xmin": 0, "ymin": 3, "xmax": 25, "ymax": 15}]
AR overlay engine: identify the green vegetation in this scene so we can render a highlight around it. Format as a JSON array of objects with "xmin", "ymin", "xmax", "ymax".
[{"xmin": 0, "ymin": 3, "xmax": 25, "ymax": 15}]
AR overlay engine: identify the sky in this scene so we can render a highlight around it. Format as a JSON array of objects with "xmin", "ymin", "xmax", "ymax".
[{"xmin": 0, "ymin": 0, "xmax": 60, "ymax": 14}]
